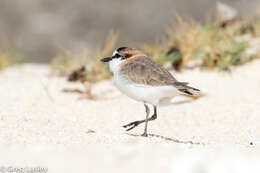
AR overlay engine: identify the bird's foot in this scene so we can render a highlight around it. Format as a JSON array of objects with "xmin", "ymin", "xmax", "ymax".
[
  {"xmin": 141, "ymin": 132, "xmax": 148, "ymax": 137},
  {"xmin": 122, "ymin": 120, "xmax": 143, "ymax": 131}
]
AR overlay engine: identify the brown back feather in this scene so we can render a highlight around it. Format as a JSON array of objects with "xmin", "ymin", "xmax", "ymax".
[
  {"xmin": 120, "ymin": 56, "xmax": 178, "ymax": 86},
  {"xmin": 118, "ymin": 48, "xmax": 200, "ymax": 96}
]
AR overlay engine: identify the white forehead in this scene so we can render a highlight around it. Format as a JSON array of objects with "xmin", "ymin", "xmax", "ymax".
[{"xmin": 112, "ymin": 50, "xmax": 118, "ymax": 56}]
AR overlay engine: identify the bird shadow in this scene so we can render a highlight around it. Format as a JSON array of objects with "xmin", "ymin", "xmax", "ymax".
[
  {"xmin": 158, "ymin": 98, "xmax": 195, "ymax": 107},
  {"xmin": 159, "ymin": 93, "xmax": 206, "ymax": 107},
  {"xmin": 171, "ymin": 99, "xmax": 195, "ymax": 105},
  {"xmin": 125, "ymin": 133, "xmax": 201, "ymax": 145}
]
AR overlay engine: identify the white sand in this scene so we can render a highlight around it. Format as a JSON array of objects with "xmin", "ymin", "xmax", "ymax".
[{"xmin": 1, "ymin": 61, "xmax": 260, "ymax": 172}]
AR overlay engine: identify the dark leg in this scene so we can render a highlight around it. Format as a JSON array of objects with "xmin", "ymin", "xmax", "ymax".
[
  {"xmin": 141, "ymin": 104, "xmax": 150, "ymax": 137},
  {"xmin": 152, "ymin": 106, "xmax": 157, "ymax": 120},
  {"xmin": 123, "ymin": 105, "xmax": 157, "ymax": 132}
]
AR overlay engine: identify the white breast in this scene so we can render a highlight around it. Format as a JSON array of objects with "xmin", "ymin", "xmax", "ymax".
[
  {"xmin": 113, "ymin": 72, "xmax": 179, "ymax": 105},
  {"xmin": 109, "ymin": 58, "xmax": 179, "ymax": 105}
]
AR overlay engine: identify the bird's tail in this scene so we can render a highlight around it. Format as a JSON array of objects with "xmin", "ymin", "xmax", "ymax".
[{"xmin": 173, "ymin": 82, "xmax": 201, "ymax": 97}]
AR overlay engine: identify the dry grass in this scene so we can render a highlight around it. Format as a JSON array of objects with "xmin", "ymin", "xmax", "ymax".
[
  {"xmin": 0, "ymin": 18, "xmax": 259, "ymax": 76},
  {"xmin": 47, "ymin": 18, "xmax": 260, "ymax": 83},
  {"xmin": 50, "ymin": 31, "xmax": 119, "ymax": 99},
  {"xmin": 50, "ymin": 30, "xmax": 119, "ymax": 83},
  {"xmin": 0, "ymin": 50, "xmax": 23, "ymax": 70},
  {"xmin": 146, "ymin": 17, "xmax": 260, "ymax": 71},
  {"xmin": 0, "ymin": 52, "xmax": 10, "ymax": 70},
  {"xmin": 100, "ymin": 30, "xmax": 119, "ymax": 58}
]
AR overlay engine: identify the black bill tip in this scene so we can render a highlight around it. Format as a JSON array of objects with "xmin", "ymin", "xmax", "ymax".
[{"xmin": 100, "ymin": 57, "xmax": 112, "ymax": 62}]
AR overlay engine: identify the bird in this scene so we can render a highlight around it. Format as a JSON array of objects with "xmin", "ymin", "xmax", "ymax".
[{"xmin": 100, "ymin": 47, "xmax": 200, "ymax": 137}]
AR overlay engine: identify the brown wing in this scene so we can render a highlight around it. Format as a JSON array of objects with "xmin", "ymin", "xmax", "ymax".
[{"xmin": 120, "ymin": 56, "xmax": 178, "ymax": 86}]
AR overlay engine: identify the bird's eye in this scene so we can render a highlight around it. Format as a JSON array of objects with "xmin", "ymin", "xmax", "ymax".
[
  {"xmin": 122, "ymin": 53, "xmax": 131, "ymax": 59},
  {"xmin": 114, "ymin": 53, "xmax": 121, "ymax": 58}
]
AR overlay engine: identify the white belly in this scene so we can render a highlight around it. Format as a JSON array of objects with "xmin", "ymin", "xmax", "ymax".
[{"xmin": 114, "ymin": 74, "xmax": 179, "ymax": 105}]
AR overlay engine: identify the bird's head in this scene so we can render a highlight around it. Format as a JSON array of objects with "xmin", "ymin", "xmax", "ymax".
[
  {"xmin": 100, "ymin": 47, "xmax": 146, "ymax": 73},
  {"xmin": 100, "ymin": 47, "xmax": 145, "ymax": 62}
]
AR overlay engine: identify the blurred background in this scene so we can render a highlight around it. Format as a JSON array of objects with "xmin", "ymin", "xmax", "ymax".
[{"xmin": 0, "ymin": 0, "xmax": 260, "ymax": 63}]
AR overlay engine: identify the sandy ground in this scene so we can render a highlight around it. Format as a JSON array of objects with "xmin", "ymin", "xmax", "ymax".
[{"xmin": 1, "ymin": 61, "xmax": 260, "ymax": 172}]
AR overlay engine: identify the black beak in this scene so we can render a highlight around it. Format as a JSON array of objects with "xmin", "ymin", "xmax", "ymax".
[{"xmin": 100, "ymin": 57, "xmax": 112, "ymax": 62}]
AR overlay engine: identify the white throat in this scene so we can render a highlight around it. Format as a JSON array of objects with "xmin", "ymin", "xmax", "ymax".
[
  {"xmin": 108, "ymin": 50, "xmax": 123, "ymax": 73},
  {"xmin": 109, "ymin": 58, "xmax": 123, "ymax": 73}
]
